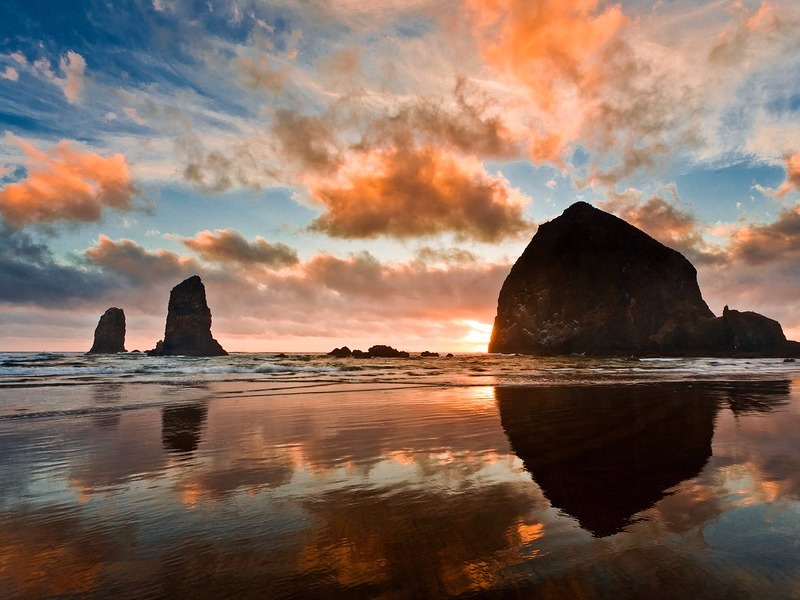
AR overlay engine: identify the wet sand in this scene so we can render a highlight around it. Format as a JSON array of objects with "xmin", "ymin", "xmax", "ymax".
[{"xmin": 2, "ymin": 377, "xmax": 800, "ymax": 598}]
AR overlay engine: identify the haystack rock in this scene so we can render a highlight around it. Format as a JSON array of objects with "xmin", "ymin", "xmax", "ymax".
[
  {"xmin": 88, "ymin": 307, "xmax": 126, "ymax": 354},
  {"xmin": 148, "ymin": 275, "xmax": 227, "ymax": 356},
  {"xmin": 489, "ymin": 201, "xmax": 799, "ymax": 357}
]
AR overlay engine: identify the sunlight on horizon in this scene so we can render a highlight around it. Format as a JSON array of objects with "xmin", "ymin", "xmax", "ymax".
[{"xmin": 461, "ymin": 320, "xmax": 493, "ymax": 352}]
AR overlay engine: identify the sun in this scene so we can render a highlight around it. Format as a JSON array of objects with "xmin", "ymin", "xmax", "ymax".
[{"xmin": 460, "ymin": 320, "xmax": 493, "ymax": 352}]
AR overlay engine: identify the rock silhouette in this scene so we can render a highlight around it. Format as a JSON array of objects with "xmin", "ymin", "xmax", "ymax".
[
  {"xmin": 162, "ymin": 404, "xmax": 208, "ymax": 454},
  {"xmin": 328, "ymin": 346, "xmax": 352, "ymax": 358},
  {"xmin": 148, "ymin": 275, "xmax": 227, "ymax": 356},
  {"xmin": 327, "ymin": 344, "xmax": 410, "ymax": 358},
  {"xmin": 496, "ymin": 380, "xmax": 790, "ymax": 537},
  {"xmin": 88, "ymin": 307, "xmax": 126, "ymax": 354},
  {"xmin": 496, "ymin": 384, "xmax": 716, "ymax": 537},
  {"xmin": 489, "ymin": 201, "xmax": 799, "ymax": 356}
]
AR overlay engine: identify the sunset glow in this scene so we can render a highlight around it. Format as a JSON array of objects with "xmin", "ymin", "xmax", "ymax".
[{"xmin": 1, "ymin": 0, "xmax": 800, "ymax": 351}]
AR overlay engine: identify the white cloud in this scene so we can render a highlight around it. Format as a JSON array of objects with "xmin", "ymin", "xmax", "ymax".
[{"xmin": 1, "ymin": 66, "xmax": 18, "ymax": 81}]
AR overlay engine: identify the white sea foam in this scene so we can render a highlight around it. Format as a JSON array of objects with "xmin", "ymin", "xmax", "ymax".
[{"xmin": 1, "ymin": 352, "xmax": 799, "ymax": 420}]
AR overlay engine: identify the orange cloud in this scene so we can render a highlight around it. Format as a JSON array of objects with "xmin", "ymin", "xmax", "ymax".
[
  {"xmin": 85, "ymin": 235, "xmax": 197, "ymax": 285},
  {"xmin": 183, "ymin": 229, "xmax": 299, "ymax": 267},
  {"xmin": 709, "ymin": 1, "xmax": 787, "ymax": 65},
  {"xmin": 599, "ymin": 190, "xmax": 719, "ymax": 263},
  {"xmin": 0, "ymin": 135, "xmax": 136, "ymax": 226},
  {"xmin": 464, "ymin": 0, "xmax": 628, "ymax": 161},
  {"xmin": 773, "ymin": 151, "xmax": 800, "ymax": 198},
  {"xmin": 466, "ymin": 0, "xmax": 627, "ymax": 102},
  {"xmin": 728, "ymin": 203, "xmax": 800, "ymax": 264},
  {"xmin": 307, "ymin": 144, "xmax": 532, "ymax": 241},
  {"xmin": 676, "ymin": 201, "xmax": 800, "ymax": 331}
]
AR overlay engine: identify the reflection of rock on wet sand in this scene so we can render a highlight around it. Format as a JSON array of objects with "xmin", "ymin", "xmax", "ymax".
[
  {"xmin": 496, "ymin": 381, "xmax": 791, "ymax": 538},
  {"xmin": 162, "ymin": 404, "xmax": 208, "ymax": 454}
]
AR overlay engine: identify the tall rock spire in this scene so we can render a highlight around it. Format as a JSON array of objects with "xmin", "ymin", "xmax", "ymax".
[
  {"xmin": 88, "ymin": 307, "xmax": 126, "ymax": 354},
  {"xmin": 149, "ymin": 275, "xmax": 227, "ymax": 356}
]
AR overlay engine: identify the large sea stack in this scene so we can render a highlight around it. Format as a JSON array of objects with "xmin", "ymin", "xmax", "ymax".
[
  {"xmin": 149, "ymin": 275, "xmax": 227, "ymax": 356},
  {"xmin": 489, "ymin": 201, "xmax": 799, "ymax": 357},
  {"xmin": 88, "ymin": 307, "xmax": 126, "ymax": 353}
]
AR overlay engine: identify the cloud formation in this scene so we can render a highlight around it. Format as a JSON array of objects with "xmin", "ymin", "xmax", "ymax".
[
  {"xmin": 0, "ymin": 135, "xmax": 136, "ymax": 226},
  {"xmin": 464, "ymin": 0, "xmax": 628, "ymax": 162},
  {"xmin": 599, "ymin": 189, "xmax": 717, "ymax": 263},
  {"xmin": 81, "ymin": 234, "xmax": 509, "ymax": 323},
  {"xmin": 236, "ymin": 55, "xmax": 288, "ymax": 92},
  {"xmin": 1, "ymin": 66, "xmax": 18, "ymax": 81},
  {"xmin": 182, "ymin": 229, "xmax": 299, "ymax": 267},
  {"xmin": 271, "ymin": 109, "xmax": 343, "ymax": 175},
  {"xmin": 358, "ymin": 79, "xmax": 521, "ymax": 160},
  {"xmin": 73, "ymin": 233, "xmax": 510, "ymax": 350},
  {"xmin": 709, "ymin": 1, "xmax": 790, "ymax": 65},
  {"xmin": 56, "ymin": 51, "xmax": 86, "ymax": 105},
  {"xmin": 84, "ymin": 235, "xmax": 196, "ymax": 286},
  {"xmin": 465, "ymin": 0, "xmax": 627, "ymax": 108},
  {"xmin": 728, "ymin": 203, "xmax": 800, "ymax": 265},
  {"xmin": 773, "ymin": 151, "xmax": 800, "ymax": 198},
  {"xmin": 698, "ymin": 205, "xmax": 800, "ymax": 334},
  {"xmin": 307, "ymin": 144, "xmax": 532, "ymax": 241},
  {"xmin": 0, "ymin": 225, "xmax": 112, "ymax": 306}
]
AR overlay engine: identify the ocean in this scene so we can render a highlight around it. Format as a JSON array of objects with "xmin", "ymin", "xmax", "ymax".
[{"xmin": 2, "ymin": 352, "xmax": 800, "ymax": 598}]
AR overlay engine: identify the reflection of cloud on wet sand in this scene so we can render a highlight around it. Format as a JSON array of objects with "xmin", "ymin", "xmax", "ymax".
[
  {"xmin": 3, "ymin": 382, "xmax": 800, "ymax": 597},
  {"xmin": 0, "ymin": 509, "xmax": 136, "ymax": 598},
  {"xmin": 190, "ymin": 387, "xmax": 511, "ymax": 478},
  {"xmin": 149, "ymin": 482, "xmax": 549, "ymax": 599}
]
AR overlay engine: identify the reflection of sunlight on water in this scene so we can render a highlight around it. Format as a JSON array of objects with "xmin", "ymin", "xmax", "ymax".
[
  {"xmin": 387, "ymin": 449, "xmax": 415, "ymax": 465},
  {"xmin": 717, "ymin": 464, "xmax": 784, "ymax": 507},
  {"xmin": 514, "ymin": 521, "xmax": 545, "ymax": 545},
  {"xmin": 430, "ymin": 450, "xmax": 455, "ymax": 464},
  {"xmin": 458, "ymin": 385, "xmax": 496, "ymax": 413},
  {"xmin": 180, "ymin": 483, "xmax": 202, "ymax": 508}
]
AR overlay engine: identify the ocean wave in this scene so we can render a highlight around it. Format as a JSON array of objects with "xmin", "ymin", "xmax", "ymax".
[
  {"xmin": 0, "ymin": 360, "xmax": 341, "ymax": 378},
  {"xmin": 0, "ymin": 400, "xmax": 202, "ymax": 422}
]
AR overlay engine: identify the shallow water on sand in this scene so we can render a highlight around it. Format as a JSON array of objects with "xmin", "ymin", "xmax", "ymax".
[{"xmin": 2, "ymin": 353, "xmax": 800, "ymax": 598}]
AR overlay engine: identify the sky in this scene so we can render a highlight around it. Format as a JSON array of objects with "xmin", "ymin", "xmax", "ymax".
[{"xmin": 1, "ymin": 0, "xmax": 800, "ymax": 352}]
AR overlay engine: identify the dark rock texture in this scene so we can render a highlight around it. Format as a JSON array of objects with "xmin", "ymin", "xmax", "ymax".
[
  {"xmin": 489, "ymin": 202, "xmax": 797, "ymax": 356},
  {"xmin": 367, "ymin": 345, "xmax": 410, "ymax": 358},
  {"xmin": 496, "ymin": 384, "xmax": 717, "ymax": 537},
  {"xmin": 328, "ymin": 346, "xmax": 352, "ymax": 358},
  {"xmin": 162, "ymin": 404, "xmax": 208, "ymax": 454},
  {"xmin": 88, "ymin": 307, "xmax": 126, "ymax": 354},
  {"xmin": 329, "ymin": 344, "xmax": 410, "ymax": 358},
  {"xmin": 497, "ymin": 381, "xmax": 789, "ymax": 537},
  {"xmin": 148, "ymin": 275, "xmax": 227, "ymax": 356}
]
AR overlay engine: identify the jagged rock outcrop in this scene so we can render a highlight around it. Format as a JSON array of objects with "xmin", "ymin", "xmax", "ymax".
[
  {"xmin": 88, "ymin": 307, "xmax": 126, "ymax": 354},
  {"xmin": 327, "ymin": 344, "xmax": 410, "ymax": 358},
  {"xmin": 489, "ymin": 202, "xmax": 798, "ymax": 357},
  {"xmin": 148, "ymin": 275, "xmax": 227, "ymax": 356},
  {"xmin": 328, "ymin": 346, "xmax": 352, "ymax": 358},
  {"xmin": 367, "ymin": 345, "xmax": 410, "ymax": 358}
]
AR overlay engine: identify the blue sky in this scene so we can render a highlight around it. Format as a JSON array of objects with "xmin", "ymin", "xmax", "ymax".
[{"xmin": 1, "ymin": 0, "xmax": 800, "ymax": 351}]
